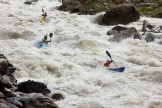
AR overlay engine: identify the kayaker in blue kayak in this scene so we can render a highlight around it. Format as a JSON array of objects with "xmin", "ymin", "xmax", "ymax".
[
  {"xmin": 41, "ymin": 34, "xmax": 51, "ymax": 44},
  {"xmin": 37, "ymin": 33, "xmax": 53, "ymax": 48},
  {"xmin": 41, "ymin": 33, "xmax": 53, "ymax": 44}
]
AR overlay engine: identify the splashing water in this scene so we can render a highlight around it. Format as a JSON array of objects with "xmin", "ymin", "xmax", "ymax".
[{"xmin": 0, "ymin": 0, "xmax": 162, "ymax": 108}]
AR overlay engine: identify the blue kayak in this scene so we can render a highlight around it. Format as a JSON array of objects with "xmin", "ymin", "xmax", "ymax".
[
  {"xmin": 36, "ymin": 42, "xmax": 46, "ymax": 48},
  {"xmin": 106, "ymin": 67, "xmax": 125, "ymax": 72}
]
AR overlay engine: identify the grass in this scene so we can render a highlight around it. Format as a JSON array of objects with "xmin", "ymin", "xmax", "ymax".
[{"xmin": 137, "ymin": 6, "xmax": 162, "ymax": 16}]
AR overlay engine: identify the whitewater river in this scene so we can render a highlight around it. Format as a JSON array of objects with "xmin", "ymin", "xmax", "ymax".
[{"xmin": 0, "ymin": 0, "xmax": 162, "ymax": 108}]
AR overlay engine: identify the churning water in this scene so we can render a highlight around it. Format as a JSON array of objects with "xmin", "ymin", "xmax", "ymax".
[{"xmin": 0, "ymin": 0, "xmax": 162, "ymax": 108}]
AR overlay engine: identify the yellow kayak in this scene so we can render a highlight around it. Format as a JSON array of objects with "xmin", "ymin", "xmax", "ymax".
[{"xmin": 39, "ymin": 18, "xmax": 46, "ymax": 23}]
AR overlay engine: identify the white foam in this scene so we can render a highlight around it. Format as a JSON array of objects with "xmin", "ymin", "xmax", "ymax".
[{"xmin": 0, "ymin": 0, "xmax": 162, "ymax": 108}]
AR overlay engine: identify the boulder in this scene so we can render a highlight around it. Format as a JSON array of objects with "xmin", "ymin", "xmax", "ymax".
[
  {"xmin": 0, "ymin": 98, "xmax": 18, "ymax": 108},
  {"xmin": 107, "ymin": 26, "xmax": 128, "ymax": 35},
  {"xmin": 112, "ymin": 26, "xmax": 128, "ymax": 32},
  {"xmin": 0, "ymin": 75, "xmax": 17, "ymax": 92},
  {"xmin": 0, "ymin": 59, "xmax": 8, "ymax": 75},
  {"xmin": 145, "ymin": 33, "xmax": 155, "ymax": 42},
  {"xmin": 101, "ymin": 4, "xmax": 140, "ymax": 25},
  {"xmin": 0, "ymin": 54, "xmax": 59, "ymax": 107},
  {"xmin": 16, "ymin": 80, "xmax": 51, "ymax": 95},
  {"xmin": 110, "ymin": 27, "xmax": 142, "ymax": 42},
  {"xmin": 5, "ymin": 92, "xmax": 58, "ymax": 108},
  {"xmin": 57, "ymin": 0, "xmax": 96, "ymax": 15},
  {"xmin": 24, "ymin": 0, "xmax": 39, "ymax": 5},
  {"xmin": 51, "ymin": 92, "xmax": 64, "ymax": 101},
  {"xmin": 0, "ymin": 54, "xmax": 16, "ymax": 75},
  {"xmin": 7, "ymin": 97, "xmax": 23, "ymax": 107}
]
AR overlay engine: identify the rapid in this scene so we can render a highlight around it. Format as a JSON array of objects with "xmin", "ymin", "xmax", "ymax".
[{"xmin": 0, "ymin": 0, "xmax": 162, "ymax": 108}]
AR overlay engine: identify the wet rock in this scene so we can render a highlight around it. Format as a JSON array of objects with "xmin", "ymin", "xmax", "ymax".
[
  {"xmin": 16, "ymin": 92, "xmax": 58, "ymax": 108},
  {"xmin": 145, "ymin": 33, "xmax": 155, "ymax": 42},
  {"xmin": 3, "ymin": 88, "xmax": 16, "ymax": 98},
  {"xmin": 57, "ymin": 0, "xmax": 96, "ymax": 15},
  {"xmin": 142, "ymin": 20, "xmax": 155, "ymax": 33},
  {"xmin": 101, "ymin": 4, "xmax": 140, "ymax": 25},
  {"xmin": 51, "ymin": 92, "xmax": 64, "ymax": 101},
  {"xmin": 110, "ymin": 27, "xmax": 142, "ymax": 42},
  {"xmin": 107, "ymin": 26, "xmax": 128, "ymax": 35},
  {"xmin": 0, "ymin": 59, "xmax": 8, "ymax": 69},
  {"xmin": 112, "ymin": 26, "xmax": 128, "ymax": 32},
  {"xmin": 7, "ymin": 97, "xmax": 23, "ymax": 107},
  {"xmin": 107, "ymin": 30, "xmax": 118, "ymax": 35},
  {"xmin": 24, "ymin": 0, "xmax": 39, "ymax": 5},
  {"xmin": 0, "ymin": 75, "xmax": 17, "ymax": 92},
  {"xmin": 16, "ymin": 80, "xmax": 51, "ymax": 95},
  {"xmin": 0, "ymin": 99, "xmax": 18, "ymax": 108},
  {"xmin": 0, "ymin": 92, "xmax": 5, "ymax": 99},
  {"xmin": 0, "ymin": 54, "xmax": 16, "ymax": 75},
  {"xmin": 24, "ymin": 1, "xmax": 33, "ymax": 5},
  {"xmin": 0, "ymin": 55, "xmax": 59, "ymax": 107}
]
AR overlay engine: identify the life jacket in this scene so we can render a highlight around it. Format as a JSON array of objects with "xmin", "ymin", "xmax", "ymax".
[
  {"xmin": 41, "ymin": 38, "xmax": 46, "ymax": 42},
  {"xmin": 104, "ymin": 60, "xmax": 113, "ymax": 67}
]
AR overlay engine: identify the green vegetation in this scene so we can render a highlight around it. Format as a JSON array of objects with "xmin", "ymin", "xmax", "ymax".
[
  {"xmin": 137, "ymin": 6, "xmax": 162, "ymax": 16},
  {"xmin": 83, "ymin": 0, "xmax": 162, "ymax": 16},
  {"xmin": 94, "ymin": 4, "xmax": 162, "ymax": 16},
  {"xmin": 63, "ymin": 0, "xmax": 162, "ymax": 16},
  {"xmin": 81, "ymin": 2, "xmax": 118, "ymax": 13}
]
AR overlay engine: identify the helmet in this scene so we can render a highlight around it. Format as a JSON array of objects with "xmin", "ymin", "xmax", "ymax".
[{"xmin": 44, "ymin": 35, "xmax": 47, "ymax": 40}]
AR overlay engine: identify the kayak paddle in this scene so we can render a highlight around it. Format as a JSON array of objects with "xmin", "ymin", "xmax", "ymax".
[
  {"xmin": 42, "ymin": 9, "xmax": 44, "ymax": 13},
  {"xmin": 49, "ymin": 33, "xmax": 53, "ymax": 46},
  {"xmin": 106, "ymin": 51, "xmax": 118, "ymax": 68}
]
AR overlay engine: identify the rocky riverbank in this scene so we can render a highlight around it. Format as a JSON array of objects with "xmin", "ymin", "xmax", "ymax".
[{"xmin": 0, "ymin": 54, "xmax": 64, "ymax": 108}]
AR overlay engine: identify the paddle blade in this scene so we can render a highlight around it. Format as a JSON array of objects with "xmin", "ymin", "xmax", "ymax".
[
  {"xmin": 49, "ymin": 33, "xmax": 53, "ymax": 38},
  {"xmin": 42, "ymin": 9, "xmax": 44, "ymax": 13},
  {"xmin": 106, "ymin": 51, "xmax": 111, "ymax": 59}
]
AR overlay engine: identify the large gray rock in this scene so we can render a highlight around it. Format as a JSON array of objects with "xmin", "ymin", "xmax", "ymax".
[
  {"xmin": 0, "ymin": 97, "xmax": 18, "ymax": 108},
  {"xmin": 15, "ymin": 93, "xmax": 58, "ymax": 108},
  {"xmin": 110, "ymin": 27, "xmax": 142, "ymax": 42},
  {"xmin": 0, "ymin": 54, "xmax": 16, "ymax": 75},
  {"xmin": 0, "ymin": 74, "xmax": 17, "ymax": 92},
  {"xmin": 107, "ymin": 26, "xmax": 128, "ymax": 35},
  {"xmin": 101, "ymin": 4, "xmax": 140, "ymax": 25},
  {"xmin": 145, "ymin": 33, "xmax": 155, "ymax": 42}
]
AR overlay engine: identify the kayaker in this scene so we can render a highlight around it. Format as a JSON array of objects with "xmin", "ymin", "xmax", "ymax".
[
  {"xmin": 40, "ymin": 9, "xmax": 47, "ymax": 23},
  {"xmin": 104, "ymin": 60, "xmax": 113, "ymax": 67},
  {"xmin": 42, "ymin": 11, "xmax": 47, "ymax": 20},
  {"xmin": 41, "ymin": 35, "xmax": 51, "ymax": 44}
]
